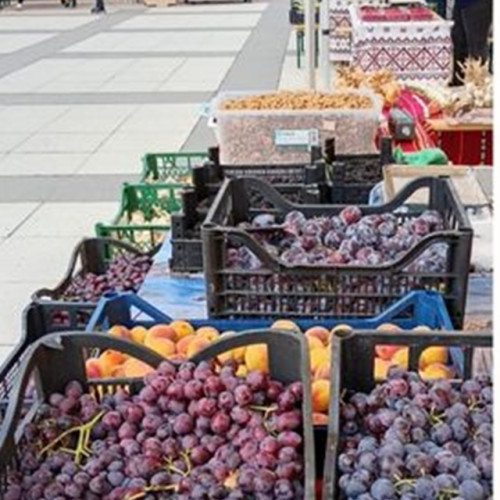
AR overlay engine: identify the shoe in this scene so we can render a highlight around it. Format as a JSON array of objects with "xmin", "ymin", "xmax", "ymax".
[{"xmin": 90, "ymin": 6, "xmax": 105, "ymax": 12}]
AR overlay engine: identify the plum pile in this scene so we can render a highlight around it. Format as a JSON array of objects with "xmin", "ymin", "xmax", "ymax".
[
  {"xmin": 61, "ymin": 253, "xmax": 153, "ymax": 303},
  {"xmin": 229, "ymin": 206, "xmax": 448, "ymax": 270},
  {"xmin": 5, "ymin": 360, "xmax": 305, "ymax": 500},
  {"xmin": 337, "ymin": 368, "xmax": 493, "ymax": 500}
]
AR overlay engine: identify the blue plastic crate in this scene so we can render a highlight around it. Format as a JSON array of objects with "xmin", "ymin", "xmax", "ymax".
[{"xmin": 87, "ymin": 290, "xmax": 464, "ymax": 373}]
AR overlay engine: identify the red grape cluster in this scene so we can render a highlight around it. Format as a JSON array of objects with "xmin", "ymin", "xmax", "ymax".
[
  {"xmin": 337, "ymin": 367, "xmax": 492, "ymax": 500},
  {"xmin": 61, "ymin": 253, "xmax": 152, "ymax": 303},
  {"xmin": 5, "ymin": 361, "xmax": 305, "ymax": 499},
  {"xmin": 228, "ymin": 207, "xmax": 447, "ymax": 269}
]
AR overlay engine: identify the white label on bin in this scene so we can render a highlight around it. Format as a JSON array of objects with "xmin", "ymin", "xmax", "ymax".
[
  {"xmin": 323, "ymin": 120, "xmax": 337, "ymax": 132},
  {"xmin": 275, "ymin": 129, "xmax": 319, "ymax": 148}
]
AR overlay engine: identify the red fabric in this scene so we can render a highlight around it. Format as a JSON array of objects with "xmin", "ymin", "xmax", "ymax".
[{"xmin": 431, "ymin": 129, "xmax": 493, "ymax": 165}]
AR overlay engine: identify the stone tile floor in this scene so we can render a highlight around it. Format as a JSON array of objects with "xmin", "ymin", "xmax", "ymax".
[{"xmin": 0, "ymin": 0, "xmax": 306, "ymax": 356}]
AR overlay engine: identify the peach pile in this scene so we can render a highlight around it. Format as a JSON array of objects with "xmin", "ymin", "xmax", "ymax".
[{"xmin": 373, "ymin": 324, "xmax": 453, "ymax": 381}]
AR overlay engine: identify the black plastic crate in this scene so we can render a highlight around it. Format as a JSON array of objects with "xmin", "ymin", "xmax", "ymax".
[
  {"xmin": 31, "ymin": 237, "xmax": 157, "ymax": 331},
  {"xmin": 170, "ymin": 152, "xmax": 328, "ymax": 274},
  {"xmin": 325, "ymin": 137, "xmax": 394, "ymax": 205},
  {"xmin": 322, "ymin": 329, "xmax": 492, "ymax": 500},
  {"xmin": 0, "ymin": 330, "xmax": 315, "ymax": 499},
  {"xmin": 201, "ymin": 176, "xmax": 473, "ymax": 327}
]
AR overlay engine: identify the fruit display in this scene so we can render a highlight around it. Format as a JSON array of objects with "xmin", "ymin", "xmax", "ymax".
[
  {"xmin": 336, "ymin": 368, "xmax": 493, "ymax": 500},
  {"xmin": 203, "ymin": 176, "xmax": 471, "ymax": 323},
  {"xmin": 4, "ymin": 359, "xmax": 307, "ymax": 500},
  {"xmin": 228, "ymin": 207, "xmax": 448, "ymax": 270},
  {"xmin": 62, "ymin": 253, "xmax": 153, "ymax": 303},
  {"xmin": 214, "ymin": 90, "xmax": 382, "ymax": 164}
]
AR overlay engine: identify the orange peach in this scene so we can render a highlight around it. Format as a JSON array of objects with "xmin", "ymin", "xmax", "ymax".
[
  {"xmin": 170, "ymin": 320, "xmax": 195, "ymax": 340},
  {"xmin": 99, "ymin": 350, "xmax": 127, "ymax": 377},
  {"xmin": 419, "ymin": 347, "xmax": 448, "ymax": 370},
  {"xmin": 413, "ymin": 325, "xmax": 432, "ymax": 333},
  {"xmin": 376, "ymin": 323, "xmax": 402, "ymax": 333},
  {"xmin": 146, "ymin": 324, "xmax": 177, "ymax": 343},
  {"xmin": 232, "ymin": 346, "xmax": 246, "ymax": 363},
  {"xmin": 420, "ymin": 362, "xmax": 453, "ymax": 381},
  {"xmin": 123, "ymin": 358, "xmax": 155, "ymax": 378},
  {"xmin": 305, "ymin": 326, "xmax": 331, "ymax": 345},
  {"xmin": 313, "ymin": 412, "xmax": 329, "ymax": 426},
  {"xmin": 144, "ymin": 336, "xmax": 176, "ymax": 358},
  {"xmin": 169, "ymin": 353, "xmax": 187, "ymax": 363},
  {"xmin": 244, "ymin": 344, "xmax": 269, "ymax": 374},
  {"xmin": 236, "ymin": 364, "xmax": 248, "ymax": 378},
  {"xmin": 86, "ymin": 358, "xmax": 103, "ymax": 379},
  {"xmin": 111, "ymin": 365, "xmax": 126, "ymax": 378},
  {"xmin": 307, "ymin": 336, "xmax": 325, "ymax": 351},
  {"xmin": 314, "ymin": 361, "xmax": 331, "ymax": 381},
  {"xmin": 108, "ymin": 325, "xmax": 131, "ymax": 341},
  {"xmin": 391, "ymin": 347, "xmax": 409, "ymax": 369},
  {"xmin": 176, "ymin": 334, "xmax": 196, "ymax": 356},
  {"xmin": 187, "ymin": 337, "xmax": 211, "ymax": 358},
  {"xmin": 375, "ymin": 345, "xmax": 402, "ymax": 361},
  {"xmin": 271, "ymin": 320, "xmax": 301, "ymax": 332},
  {"xmin": 196, "ymin": 326, "xmax": 220, "ymax": 343},
  {"xmin": 374, "ymin": 358, "xmax": 391, "ymax": 381},
  {"xmin": 310, "ymin": 347, "xmax": 330, "ymax": 374},
  {"xmin": 130, "ymin": 326, "xmax": 147, "ymax": 344},
  {"xmin": 217, "ymin": 350, "xmax": 234, "ymax": 365},
  {"xmin": 312, "ymin": 380, "xmax": 330, "ymax": 413}
]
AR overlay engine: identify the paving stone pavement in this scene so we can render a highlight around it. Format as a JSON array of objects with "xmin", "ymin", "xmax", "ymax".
[{"xmin": 0, "ymin": 0, "xmax": 301, "ymax": 353}]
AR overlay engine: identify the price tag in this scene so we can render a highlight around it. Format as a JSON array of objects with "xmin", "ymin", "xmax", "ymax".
[{"xmin": 274, "ymin": 129, "xmax": 320, "ymax": 149}]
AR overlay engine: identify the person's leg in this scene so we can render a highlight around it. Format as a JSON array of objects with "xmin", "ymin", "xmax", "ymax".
[
  {"xmin": 462, "ymin": 0, "xmax": 493, "ymax": 62},
  {"xmin": 451, "ymin": 2, "xmax": 467, "ymax": 84}
]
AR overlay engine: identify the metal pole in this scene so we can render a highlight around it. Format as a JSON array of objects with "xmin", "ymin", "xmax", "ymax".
[
  {"xmin": 319, "ymin": 0, "xmax": 331, "ymax": 90},
  {"xmin": 304, "ymin": 0, "xmax": 316, "ymax": 89}
]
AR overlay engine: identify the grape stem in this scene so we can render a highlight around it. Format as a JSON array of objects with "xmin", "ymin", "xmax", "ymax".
[{"xmin": 126, "ymin": 484, "xmax": 178, "ymax": 500}]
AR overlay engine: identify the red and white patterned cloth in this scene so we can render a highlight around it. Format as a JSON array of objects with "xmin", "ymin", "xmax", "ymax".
[{"xmin": 349, "ymin": 5, "xmax": 453, "ymax": 84}]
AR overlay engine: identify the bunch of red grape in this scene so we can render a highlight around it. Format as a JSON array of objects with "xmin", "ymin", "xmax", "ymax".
[
  {"xmin": 61, "ymin": 253, "xmax": 153, "ymax": 303},
  {"xmin": 228, "ymin": 206, "xmax": 447, "ymax": 270},
  {"xmin": 5, "ymin": 360, "xmax": 305, "ymax": 500},
  {"xmin": 337, "ymin": 367, "xmax": 492, "ymax": 500}
]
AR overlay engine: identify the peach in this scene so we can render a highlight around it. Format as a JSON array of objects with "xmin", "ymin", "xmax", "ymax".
[
  {"xmin": 169, "ymin": 353, "xmax": 187, "ymax": 363},
  {"xmin": 376, "ymin": 323, "xmax": 402, "ymax": 333},
  {"xmin": 144, "ymin": 336, "xmax": 176, "ymax": 358},
  {"xmin": 130, "ymin": 326, "xmax": 147, "ymax": 344},
  {"xmin": 111, "ymin": 365, "xmax": 126, "ymax": 378},
  {"xmin": 420, "ymin": 362, "xmax": 453, "ymax": 381},
  {"xmin": 413, "ymin": 325, "xmax": 432, "ymax": 333},
  {"xmin": 236, "ymin": 364, "xmax": 248, "ymax": 378},
  {"xmin": 86, "ymin": 358, "xmax": 103, "ymax": 379},
  {"xmin": 391, "ymin": 347, "xmax": 409, "ymax": 369},
  {"xmin": 310, "ymin": 347, "xmax": 330, "ymax": 374},
  {"xmin": 244, "ymin": 344, "xmax": 269, "ymax": 374},
  {"xmin": 312, "ymin": 380, "xmax": 330, "ymax": 413},
  {"xmin": 196, "ymin": 327, "xmax": 220, "ymax": 343},
  {"xmin": 330, "ymin": 324, "xmax": 353, "ymax": 337},
  {"xmin": 375, "ymin": 345, "xmax": 402, "ymax": 361},
  {"xmin": 108, "ymin": 325, "xmax": 131, "ymax": 341},
  {"xmin": 314, "ymin": 361, "xmax": 331, "ymax": 381},
  {"xmin": 176, "ymin": 334, "xmax": 196, "ymax": 356},
  {"xmin": 419, "ymin": 346, "xmax": 448, "ymax": 370},
  {"xmin": 147, "ymin": 324, "xmax": 177, "ymax": 343},
  {"xmin": 374, "ymin": 358, "xmax": 391, "ymax": 381},
  {"xmin": 217, "ymin": 350, "xmax": 234, "ymax": 365},
  {"xmin": 232, "ymin": 346, "xmax": 246, "ymax": 363},
  {"xmin": 187, "ymin": 337, "xmax": 211, "ymax": 358},
  {"xmin": 307, "ymin": 336, "xmax": 325, "ymax": 351},
  {"xmin": 271, "ymin": 320, "xmax": 301, "ymax": 332},
  {"xmin": 123, "ymin": 358, "xmax": 155, "ymax": 378},
  {"xmin": 99, "ymin": 350, "xmax": 127, "ymax": 377},
  {"xmin": 305, "ymin": 326, "xmax": 331, "ymax": 345},
  {"xmin": 313, "ymin": 412, "xmax": 329, "ymax": 426},
  {"xmin": 170, "ymin": 320, "xmax": 195, "ymax": 340}
]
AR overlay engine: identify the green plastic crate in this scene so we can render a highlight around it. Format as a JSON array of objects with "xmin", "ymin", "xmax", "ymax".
[
  {"xmin": 95, "ymin": 182, "xmax": 186, "ymax": 251},
  {"xmin": 141, "ymin": 152, "xmax": 209, "ymax": 183}
]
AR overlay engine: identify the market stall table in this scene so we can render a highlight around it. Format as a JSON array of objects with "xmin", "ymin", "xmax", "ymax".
[{"xmin": 349, "ymin": 4, "xmax": 453, "ymax": 83}]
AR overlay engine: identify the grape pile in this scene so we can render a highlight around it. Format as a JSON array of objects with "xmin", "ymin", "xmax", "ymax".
[
  {"xmin": 337, "ymin": 368, "xmax": 493, "ymax": 500},
  {"xmin": 5, "ymin": 360, "xmax": 305, "ymax": 500},
  {"xmin": 61, "ymin": 253, "xmax": 153, "ymax": 303},
  {"xmin": 228, "ymin": 206, "xmax": 447, "ymax": 270}
]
